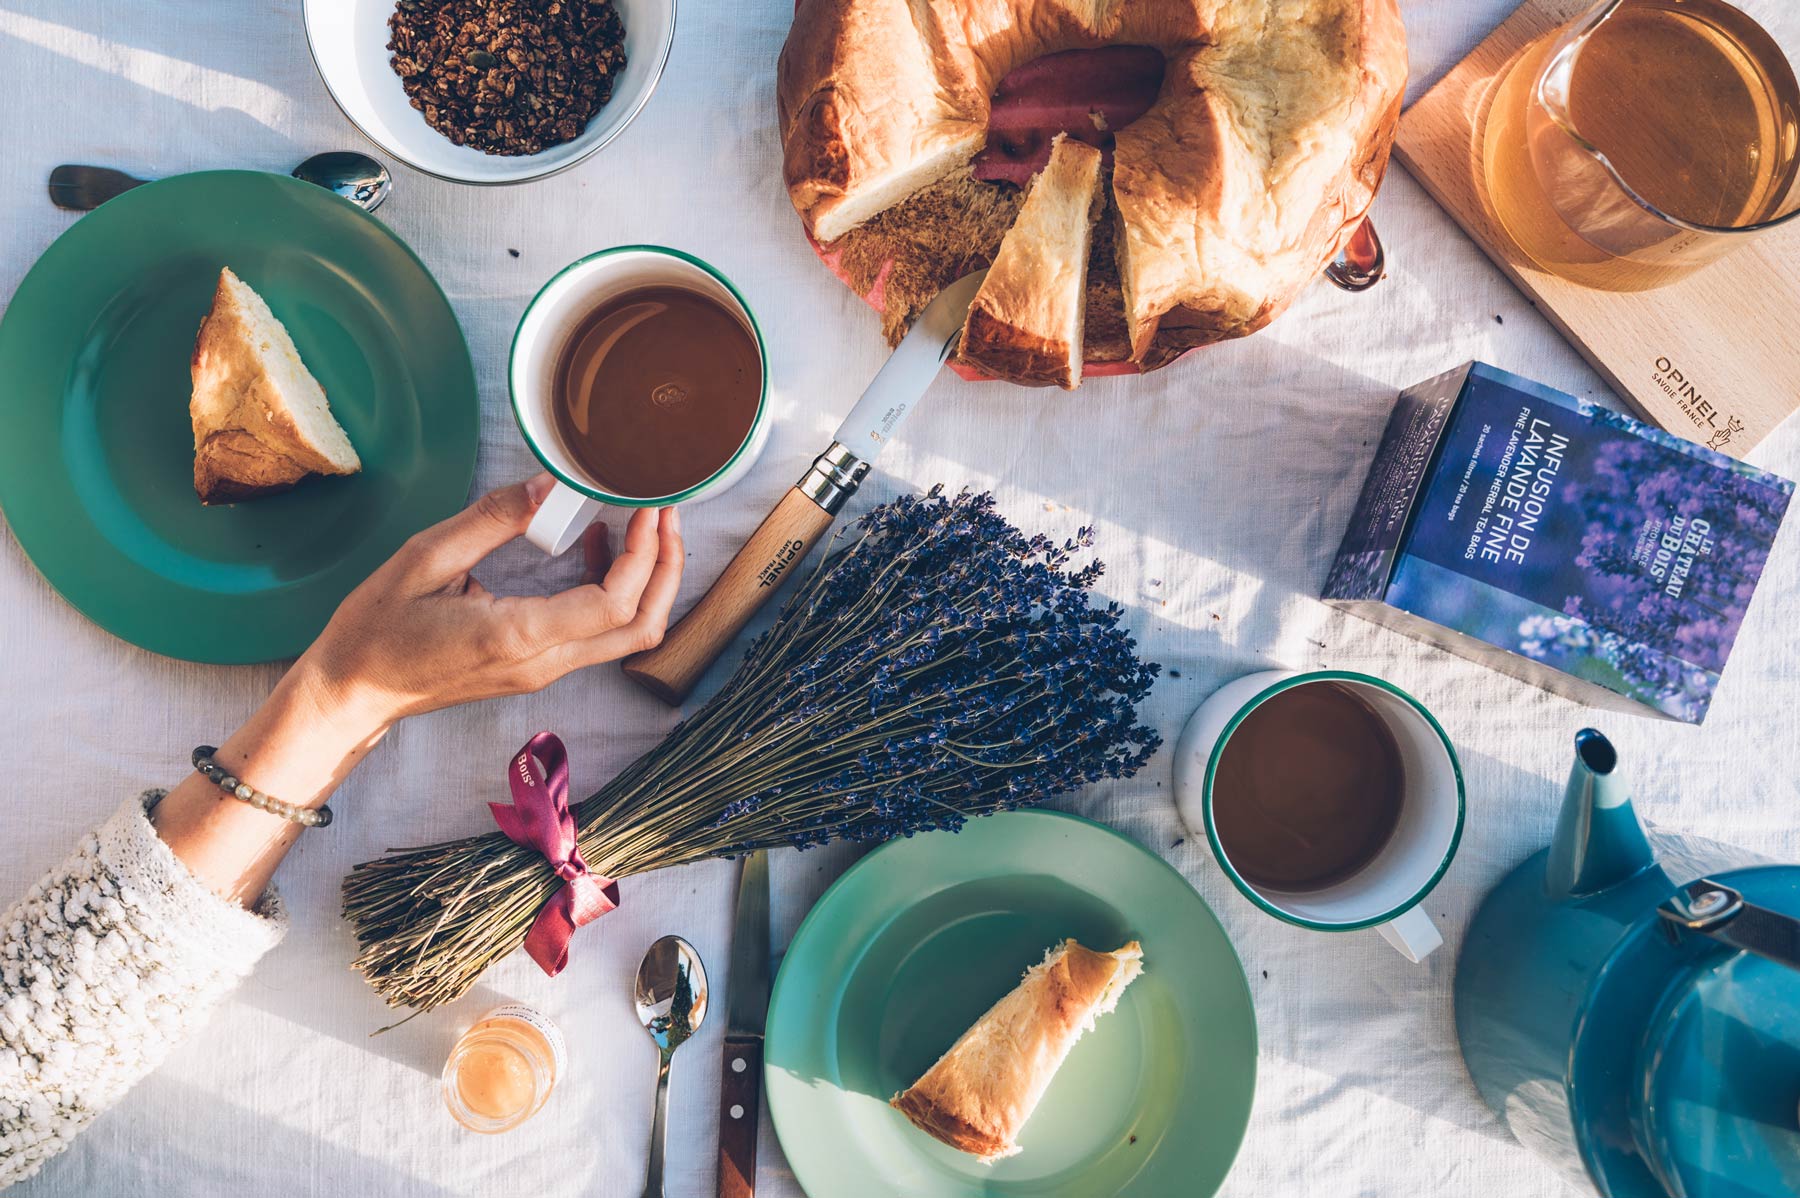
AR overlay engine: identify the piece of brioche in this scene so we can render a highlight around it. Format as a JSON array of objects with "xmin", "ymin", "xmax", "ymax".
[
  {"xmin": 891, "ymin": 939, "xmax": 1144, "ymax": 1162},
  {"xmin": 775, "ymin": 0, "xmax": 987, "ymax": 244},
  {"xmin": 190, "ymin": 267, "xmax": 360, "ymax": 504},
  {"xmin": 957, "ymin": 135, "xmax": 1105, "ymax": 389},
  {"xmin": 777, "ymin": 0, "xmax": 1408, "ymax": 379}
]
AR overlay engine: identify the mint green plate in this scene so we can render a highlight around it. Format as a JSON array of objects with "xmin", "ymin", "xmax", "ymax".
[
  {"xmin": 766, "ymin": 811, "xmax": 1258, "ymax": 1197},
  {"xmin": 0, "ymin": 171, "xmax": 478, "ymax": 663}
]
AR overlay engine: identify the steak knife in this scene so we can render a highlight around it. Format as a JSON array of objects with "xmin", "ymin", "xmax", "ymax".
[
  {"xmin": 622, "ymin": 269, "xmax": 987, "ymax": 703},
  {"xmin": 718, "ymin": 850, "xmax": 771, "ymax": 1198}
]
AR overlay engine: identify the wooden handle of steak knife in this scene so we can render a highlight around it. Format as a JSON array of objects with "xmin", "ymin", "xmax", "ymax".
[
  {"xmin": 622, "ymin": 487, "xmax": 836, "ymax": 705},
  {"xmin": 716, "ymin": 1034, "xmax": 764, "ymax": 1198}
]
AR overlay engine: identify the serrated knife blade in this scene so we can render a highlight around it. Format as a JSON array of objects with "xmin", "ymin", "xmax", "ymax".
[{"xmin": 725, "ymin": 850, "xmax": 771, "ymax": 1035}]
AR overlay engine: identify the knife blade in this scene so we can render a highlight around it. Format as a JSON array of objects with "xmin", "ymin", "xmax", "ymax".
[
  {"xmin": 718, "ymin": 850, "xmax": 771, "ymax": 1198},
  {"xmin": 826, "ymin": 268, "xmax": 989, "ymax": 457},
  {"xmin": 725, "ymin": 850, "xmax": 771, "ymax": 1035},
  {"xmin": 621, "ymin": 270, "xmax": 988, "ymax": 705}
]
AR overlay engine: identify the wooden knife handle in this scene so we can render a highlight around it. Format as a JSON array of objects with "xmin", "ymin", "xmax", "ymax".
[
  {"xmin": 717, "ymin": 1035, "xmax": 764, "ymax": 1198},
  {"xmin": 623, "ymin": 487, "xmax": 836, "ymax": 705}
]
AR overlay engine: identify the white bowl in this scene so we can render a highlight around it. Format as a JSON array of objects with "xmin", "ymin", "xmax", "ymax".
[{"xmin": 303, "ymin": 0, "xmax": 675, "ymax": 185}]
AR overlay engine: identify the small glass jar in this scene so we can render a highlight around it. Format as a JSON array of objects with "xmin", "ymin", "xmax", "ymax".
[{"xmin": 442, "ymin": 1003, "xmax": 565, "ymax": 1133}]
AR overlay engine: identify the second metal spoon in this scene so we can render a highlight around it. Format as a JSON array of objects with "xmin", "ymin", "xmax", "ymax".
[
  {"xmin": 47, "ymin": 151, "xmax": 392, "ymax": 213},
  {"xmin": 634, "ymin": 935, "xmax": 709, "ymax": 1198}
]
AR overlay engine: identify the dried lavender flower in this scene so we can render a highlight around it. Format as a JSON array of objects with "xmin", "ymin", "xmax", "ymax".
[{"xmin": 343, "ymin": 488, "xmax": 1161, "ymax": 1011}]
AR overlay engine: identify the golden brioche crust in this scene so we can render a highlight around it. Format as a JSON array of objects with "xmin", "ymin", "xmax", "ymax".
[
  {"xmin": 777, "ymin": 0, "xmax": 1408, "ymax": 381},
  {"xmin": 890, "ymin": 1088, "xmax": 1017, "ymax": 1161},
  {"xmin": 777, "ymin": 0, "xmax": 988, "ymax": 242},
  {"xmin": 1112, "ymin": 3, "xmax": 1407, "ymax": 358},
  {"xmin": 192, "ymin": 429, "xmax": 310, "ymax": 504},
  {"xmin": 958, "ymin": 311, "xmax": 1079, "ymax": 388},
  {"xmin": 890, "ymin": 939, "xmax": 1145, "ymax": 1162}
]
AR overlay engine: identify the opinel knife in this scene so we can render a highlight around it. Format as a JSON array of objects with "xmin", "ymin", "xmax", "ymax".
[
  {"xmin": 717, "ymin": 850, "xmax": 771, "ymax": 1198},
  {"xmin": 622, "ymin": 270, "xmax": 987, "ymax": 704}
]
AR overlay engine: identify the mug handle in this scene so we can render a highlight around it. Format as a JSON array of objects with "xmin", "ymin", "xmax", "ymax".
[
  {"xmin": 526, "ymin": 481, "xmax": 603, "ymax": 556},
  {"xmin": 1376, "ymin": 905, "xmax": 1443, "ymax": 963}
]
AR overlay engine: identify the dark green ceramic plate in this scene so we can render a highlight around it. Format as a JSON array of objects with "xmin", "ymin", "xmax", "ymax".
[
  {"xmin": 766, "ymin": 811, "xmax": 1258, "ymax": 1198},
  {"xmin": 0, "ymin": 171, "xmax": 477, "ymax": 664}
]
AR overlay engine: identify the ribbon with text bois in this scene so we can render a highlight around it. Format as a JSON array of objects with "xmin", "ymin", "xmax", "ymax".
[{"xmin": 489, "ymin": 733, "xmax": 620, "ymax": 976}]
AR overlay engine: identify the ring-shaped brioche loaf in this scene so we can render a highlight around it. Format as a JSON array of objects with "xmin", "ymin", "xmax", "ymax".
[{"xmin": 777, "ymin": 0, "xmax": 1407, "ymax": 383}]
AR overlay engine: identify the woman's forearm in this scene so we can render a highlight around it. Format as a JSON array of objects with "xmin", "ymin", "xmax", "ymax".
[{"xmin": 150, "ymin": 657, "xmax": 388, "ymax": 905}]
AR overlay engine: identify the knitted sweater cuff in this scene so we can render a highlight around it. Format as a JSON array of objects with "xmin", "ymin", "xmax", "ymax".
[
  {"xmin": 0, "ymin": 793, "xmax": 289, "ymax": 1188},
  {"xmin": 96, "ymin": 792, "xmax": 288, "ymax": 968}
]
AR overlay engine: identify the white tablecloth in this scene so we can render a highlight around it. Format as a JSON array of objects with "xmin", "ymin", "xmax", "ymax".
[{"xmin": 2, "ymin": 3, "xmax": 1796, "ymax": 1195}]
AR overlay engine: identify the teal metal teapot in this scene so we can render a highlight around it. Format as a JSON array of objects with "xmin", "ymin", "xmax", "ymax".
[{"xmin": 1457, "ymin": 729, "xmax": 1800, "ymax": 1197}]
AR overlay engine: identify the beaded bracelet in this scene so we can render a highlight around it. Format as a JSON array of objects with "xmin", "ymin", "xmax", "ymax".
[{"xmin": 191, "ymin": 747, "xmax": 333, "ymax": 828}]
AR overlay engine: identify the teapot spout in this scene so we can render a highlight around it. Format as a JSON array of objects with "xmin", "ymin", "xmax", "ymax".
[{"xmin": 1545, "ymin": 729, "xmax": 1656, "ymax": 899}]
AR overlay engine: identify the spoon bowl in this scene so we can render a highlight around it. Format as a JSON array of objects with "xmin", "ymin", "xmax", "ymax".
[
  {"xmin": 634, "ymin": 935, "xmax": 708, "ymax": 1198},
  {"xmin": 635, "ymin": 933, "xmax": 709, "ymax": 1051},
  {"xmin": 291, "ymin": 151, "xmax": 391, "ymax": 212}
]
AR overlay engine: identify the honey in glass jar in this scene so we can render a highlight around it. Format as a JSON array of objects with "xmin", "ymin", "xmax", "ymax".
[{"xmin": 442, "ymin": 1004, "xmax": 565, "ymax": 1133}]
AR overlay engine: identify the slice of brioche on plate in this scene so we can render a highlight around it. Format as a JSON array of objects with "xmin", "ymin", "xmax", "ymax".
[
  {"xmin": 956, "ymin": 134, "xmax": 1105, "ymax": 389},
  {"xmin": 190, "ymin": 267, "xmax": 360, "ymax": 504},
  {"xmin": 891, "ymin": 938, "xmax": 1144, "ymax": 1162}
]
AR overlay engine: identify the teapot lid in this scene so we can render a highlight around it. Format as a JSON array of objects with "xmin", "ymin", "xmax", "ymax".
[{"xmin": 1635, "ymin": 869, "xmax": 1800, "ymax": 1198}]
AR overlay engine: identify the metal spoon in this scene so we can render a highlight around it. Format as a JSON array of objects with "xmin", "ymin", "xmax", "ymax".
[
  {"xmin": 47, "ymin": 151, "xmax": 392, "ymax": 213},
  {"xmin": 290, "ymin": 151, "xmax": 392, "ymax": 212},
  {"xmin": 633, "ymin": 935, "xmax": 709, "ymax": 1198}
]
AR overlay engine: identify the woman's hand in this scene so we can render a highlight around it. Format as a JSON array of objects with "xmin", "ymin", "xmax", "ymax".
[
  {"xmin": 152, "ymin": 475, "xmax": 682, "ymax": 903},
  {"xmin": 300, "ymin": 473, "xmax": 683, "ymax": 733}
]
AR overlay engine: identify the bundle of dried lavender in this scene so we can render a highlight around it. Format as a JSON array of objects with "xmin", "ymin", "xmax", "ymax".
[{"xmin": 343, "ymin": 489, "xmax": 1160, "ymax": 1011}]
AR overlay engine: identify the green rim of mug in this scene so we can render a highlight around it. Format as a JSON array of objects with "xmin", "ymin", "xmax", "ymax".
[
  {"xmin": 507, "ymin": 244, "xmax": 769, "ymax": 508},
  {"xmin": 1200, "ymin": 670, "xmax": 1466, "ymax": 933}
]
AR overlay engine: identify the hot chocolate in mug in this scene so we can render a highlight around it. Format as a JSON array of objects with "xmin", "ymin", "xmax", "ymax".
[
  {"xmin": 510, "ymin": 246, "xmax": 771, "ymax": 555},
  {"xmin": 1172, "ymin": 669, "xmax": 1464, "ymax": 962}
]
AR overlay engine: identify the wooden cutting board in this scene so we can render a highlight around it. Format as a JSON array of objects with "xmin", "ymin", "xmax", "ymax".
[{"xmin": 1394, "ymin": 0, "xmax": 1800, "ymax": 458}]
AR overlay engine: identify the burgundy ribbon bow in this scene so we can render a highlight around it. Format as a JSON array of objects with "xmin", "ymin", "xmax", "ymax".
[{"xmin": 490, "ymin": 733, "xmax": 620, "ymax": 977}]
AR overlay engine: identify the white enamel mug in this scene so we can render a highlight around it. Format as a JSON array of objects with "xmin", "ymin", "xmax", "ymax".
[
  {"xmin": 509, "ymin": 246, "xmax": 771, "ymax": 555},
  {"xmin": 1172, "ymin": 670, "xmax": 1465, "ymax": 963}
]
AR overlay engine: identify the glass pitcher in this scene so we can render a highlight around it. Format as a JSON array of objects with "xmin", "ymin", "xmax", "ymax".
[{"xmin": 1484, "ymin": 0, "xmax": 1800, "ymax": 291}]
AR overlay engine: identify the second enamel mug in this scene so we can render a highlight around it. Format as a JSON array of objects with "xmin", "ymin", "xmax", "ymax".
[{"xmin": 1173, "ymin": 670, "xmax": 1465, "ymax": 963}]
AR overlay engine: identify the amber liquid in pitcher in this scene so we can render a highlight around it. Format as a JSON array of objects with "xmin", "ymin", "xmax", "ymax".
[{"xmin": 1485, "ymin": 0, "xmax": 1800, "ymax": 289}]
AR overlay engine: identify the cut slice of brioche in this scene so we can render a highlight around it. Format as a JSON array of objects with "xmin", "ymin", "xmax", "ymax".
[
  {"xmin": 890, "ymin": 939, "xmax": 1144, "ymax": 1162},
  {"xmin": 190, "ymin": 267, "xmax": 360, "ymax": 504},
  {"xmin": 956, "ymin": 134, "xmax": 1104, "ymax": 389}
]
